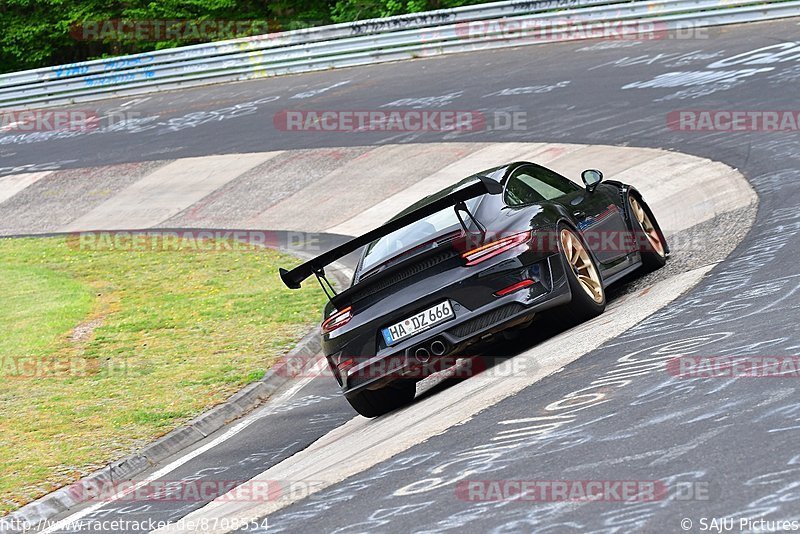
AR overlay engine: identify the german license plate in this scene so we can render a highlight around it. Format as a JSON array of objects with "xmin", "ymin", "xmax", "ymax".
[{"xmin": 382, "ymin": 301, "xmax": 454, "ymax": 346}]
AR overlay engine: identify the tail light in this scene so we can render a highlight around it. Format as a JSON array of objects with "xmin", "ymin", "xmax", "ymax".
[
  {"xmin": 495, "ymin": 279, "xmax": 535, "ymax": 296},
  {"xmin": 329, "ymin": 352, "xmax": 355, "ymax": 386},
  {"xmin": 461, "ymin": 231, "xmax": 531, "ymax": 266},
  {"xmin": 321, "ymin": 306, "xmax": 352, "ymax": 334},
  {"xmin": 335, "ymin": 354, "xmax": 355, "ymax": 374}
]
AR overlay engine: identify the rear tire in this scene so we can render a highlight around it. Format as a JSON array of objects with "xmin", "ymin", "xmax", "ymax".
[
  {"xmin": 558, "ymin": 225, "xmax": 606, "ymax": 324},
  {"xmin": 345, "ymin": 379, "xmax": 416, "ymax": 418},
  {"xmin": 629, "ymin": 195, "xmax": 667, "ymax": 272}
]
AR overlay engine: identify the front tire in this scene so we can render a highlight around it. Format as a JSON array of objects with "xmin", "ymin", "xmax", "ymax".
[
  {"xmin": 345, "ymin": 379, "xmax": 416, "ymax": 418},
  {"xmin": 629, "ymin": 195, "xmax": 667, "ymax": 272},
  {"xmin": 559, "ymin": 226, "xmax": 606, "ymax": 323}
]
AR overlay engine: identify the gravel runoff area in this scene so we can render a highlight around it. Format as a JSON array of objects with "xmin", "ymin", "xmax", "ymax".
[{"xmin": 611, "ymin": 203, "xmax": 758, "ymax": 297}]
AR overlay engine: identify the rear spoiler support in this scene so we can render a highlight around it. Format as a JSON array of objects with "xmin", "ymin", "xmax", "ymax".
[
  {"xmin": 279, "ymin": 175, "xmax": 503, "ymax": 290},
  {"xmin": 455, "ymin": 200, "xmax": 486, "ymax": 236},
  {"xmin": 314, "ymin": 268, "xmax": 338, "ymax": 299}
]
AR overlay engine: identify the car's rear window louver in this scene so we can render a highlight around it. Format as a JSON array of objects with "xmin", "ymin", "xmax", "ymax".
[{"xmin": 349, "ymin": 249, "xmax": 458, "ymax": 306}]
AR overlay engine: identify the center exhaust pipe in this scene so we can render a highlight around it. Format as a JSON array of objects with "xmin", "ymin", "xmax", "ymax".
[
  {"xmin": 414, "ymin": 347, "xmax": 431, "ymax": 362},
  {"xmin": 430, "ymin": 340, "xmax": 447, "ymax": 356}
]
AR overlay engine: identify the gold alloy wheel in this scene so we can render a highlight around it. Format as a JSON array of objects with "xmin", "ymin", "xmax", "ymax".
[
  {"xmin": 629, "ymin": 197, "xmax": 666, "ymax": 258},
  {"xmin": 560, "ymin": 228, "xmax": 604, "ymax": 304}
]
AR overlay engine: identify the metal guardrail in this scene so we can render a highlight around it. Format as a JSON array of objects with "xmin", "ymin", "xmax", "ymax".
[{"xmin": 0, "ymin": 0, "xmax": 798, "ymax": 109}]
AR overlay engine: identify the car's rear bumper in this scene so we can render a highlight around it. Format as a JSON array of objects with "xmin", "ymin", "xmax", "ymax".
[{"xmin": 333, "ymin": 253, "xmax": 571, "ymax": 397}]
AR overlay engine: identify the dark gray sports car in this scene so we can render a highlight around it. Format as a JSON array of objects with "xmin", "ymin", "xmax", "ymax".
[{"xmin": 280, "ymin": 161, "xmax": 668, "ymax": 417}]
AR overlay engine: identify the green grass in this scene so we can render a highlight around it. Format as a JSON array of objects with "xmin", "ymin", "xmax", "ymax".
[{"xmin": 0, "ymin": 236, "xmax": 326, "ymax": 514}]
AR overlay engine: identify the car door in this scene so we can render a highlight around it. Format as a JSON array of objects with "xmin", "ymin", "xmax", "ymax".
[
  {"xmin": 555, "ymin": 172, "xmax": 630, "ymax": 265},
  {"xmin": 503, "ymin": 164, "xmax": 628, "ymax": 265}
]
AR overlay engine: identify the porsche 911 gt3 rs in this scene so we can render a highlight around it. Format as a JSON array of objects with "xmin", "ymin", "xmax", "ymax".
[{"xmin": 280, "ymin": 161, "xmax": 668, "ymax": 417}]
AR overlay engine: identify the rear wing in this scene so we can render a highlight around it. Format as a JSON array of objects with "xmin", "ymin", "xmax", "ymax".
[{"xmin": 279, "ymin": 175, "xmax": 503, "ymax": 290}]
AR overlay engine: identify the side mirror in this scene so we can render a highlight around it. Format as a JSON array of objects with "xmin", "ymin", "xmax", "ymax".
[{"xmin": 581, "ymin": 169, "xmax": 603, "ymax": 192}]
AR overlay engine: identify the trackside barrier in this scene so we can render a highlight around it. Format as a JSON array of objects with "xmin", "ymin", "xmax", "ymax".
[{"xmin": 0, "ymin": 0, "xmax": 798, "ymax": 109}]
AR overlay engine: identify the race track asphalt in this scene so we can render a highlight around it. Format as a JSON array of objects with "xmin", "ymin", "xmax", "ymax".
[{"xmin": 2, "ymin": 17, "xmax": 799, "ymax": 534}]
